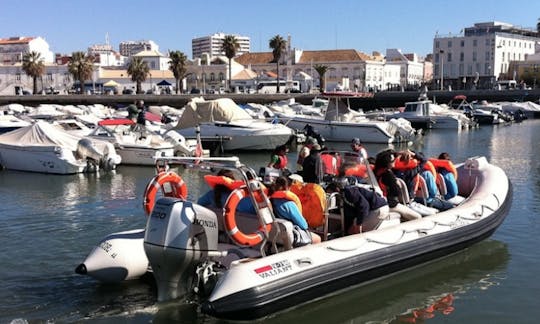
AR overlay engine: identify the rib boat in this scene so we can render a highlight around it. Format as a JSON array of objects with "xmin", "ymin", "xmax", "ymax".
[{"xmin": 76, "ymin": 155, "xmax": 511, "ymax": 320}]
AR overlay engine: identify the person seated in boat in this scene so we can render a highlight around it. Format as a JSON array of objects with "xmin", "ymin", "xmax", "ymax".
[
  {"xmin": 268, "ymin": 144, "xmax": 290, "ymax": 174},
  {"xmin": 269, "ymin": 176, "xmax": 321, "ymax": 246},
  {"xmin": 374, "ymin": 150, "xmax": 422, "ymax": 221},
  {"xmin": 197, "ymin": 169, "xmax": 256, "ymax": 214},
  {"xmin": 302, "ymin": 143, "xmax": 324, "ymax": 184},
  {"xmin": 412, "ymin": 152, "xmax": 454, "ymax": 211},
  {"xmin": 296, "ymin": 137, "xmax": 317, "ymax": 176},
  {"xmin": 433, "ymin": 152, "xmax": 459, "ymax": 200},
  {"xmin": 326, "ymin": 175, "xmax": 388, "ymax": 235}
]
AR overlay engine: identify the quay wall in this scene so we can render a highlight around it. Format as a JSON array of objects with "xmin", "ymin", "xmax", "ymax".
[{"xmin": 1, "ymin": 89, "xmax": 539, "ymax": 110}]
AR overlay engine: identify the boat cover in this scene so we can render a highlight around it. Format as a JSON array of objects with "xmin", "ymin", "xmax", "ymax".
[
  {"xmin": 0, "ymin": 120, "xmax": 81, "ymax": 149},
  {"xmin": 175, "ymin": 97, "xmax": 253, "ymax": 129}
]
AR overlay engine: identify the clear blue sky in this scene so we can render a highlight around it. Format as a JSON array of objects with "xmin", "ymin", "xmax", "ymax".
[{"xmin": 3, "ymin": 0, "xmax": 540, "ymax": 58}]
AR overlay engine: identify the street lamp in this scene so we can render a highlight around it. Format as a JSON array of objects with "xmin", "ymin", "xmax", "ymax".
[{"xmin": 439, "ymin": 50, "xmax": 444, "ymax": 90}]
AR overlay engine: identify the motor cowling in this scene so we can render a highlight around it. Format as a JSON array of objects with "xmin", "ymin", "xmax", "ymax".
[{"xmin": 144, "ymin": 197, "xmax": 219, "ymax": 301}]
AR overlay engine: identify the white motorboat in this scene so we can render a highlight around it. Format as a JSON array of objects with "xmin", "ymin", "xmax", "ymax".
[
  {"xmin": 499, "ymin": 101, "xmax": 540, "ymax": 119},
  {"xmin": 167, "ymin": 97, "xmax": 297, "ymax": 151},
  {"xmin": 87, "ymin": 118, "xmax": 176, "ymax": 166},
  {"xmin": 0, "ymin": 121, "xmax": 121, "ymax": 174},
  {"xmin": 0, "ymin": 113, "xmax": 31, "ymax": 134},
  {"xmin": 389, "ymin": 97, "xmax": 475, "ymax": 130},
  {"xmin": 277, "ymin": 92, "xmax": 417, "ymax": 144},
  {"xmin": 77, "ymin": 154, "xmax": 511, "ymax": 320}
]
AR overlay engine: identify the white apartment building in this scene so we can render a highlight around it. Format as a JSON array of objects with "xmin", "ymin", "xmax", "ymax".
[
  {"xmin": 131, "ymin": 49, "xmax": 170, "ymax": 70},
  {"xmin": 192, "ymin": 33, "xmax": 250, "ymax": 59},
  {"xmin": 0, "ymin": 36, "xmax": 55, "ymax": 65},
  {"xmin": 119, "ymin": 40, "xmax": 159, "ymax": 57},
  {"xmin": 0, "ymin": 63, "xmax": 71, "ymax": 95},
  {"xmin": 433, "ymin": 21, "xmax": 540, "ymax": 89},
  {"xmin": 88, "ymin": 44, "xmax": 126, "ymax": 67},
  {"xmin": 385, "ymin": 49, "xmax": 425, "ymax": 90}
]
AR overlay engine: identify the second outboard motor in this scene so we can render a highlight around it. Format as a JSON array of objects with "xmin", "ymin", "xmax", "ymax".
[
  {"xmin": 144, "ymin": 197, "xmax": 220, "ymax": 301},
  {"xmin": 76, "ymin": 138, "xmax": 104, "ymax": 161}
]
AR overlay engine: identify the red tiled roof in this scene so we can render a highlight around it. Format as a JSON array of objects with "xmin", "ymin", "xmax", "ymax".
[
  {"xmin": 0, "ymin": 37, "xmax": 35, "ymax": 45},
  {"xmin": 235, "ymin": 52, "xmax": 275, "ymax": 65},
  {"xmin": 235, "ymin": 49, "xmax": 383, "ymax": 66}
]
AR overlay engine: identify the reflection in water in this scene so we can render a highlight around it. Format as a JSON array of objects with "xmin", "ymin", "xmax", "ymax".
[{"xmin": 263, "ymin": 240, "xmax": 509, "ymax": 324}]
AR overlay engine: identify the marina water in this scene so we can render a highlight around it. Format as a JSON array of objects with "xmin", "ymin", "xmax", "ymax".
[{"xmin": 2, "ymin": 120, "xmax": 540, "ymax": 323}]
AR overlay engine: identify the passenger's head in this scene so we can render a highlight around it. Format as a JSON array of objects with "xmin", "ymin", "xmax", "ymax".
[
  {"xmin": 275, "ymin": 144, "xmax": 289, "ymax": 155},
  {"xmin": 272, "ymin": 176, "xmax": 290, "ymax": 193},
  {"xmin": 374, "ymin": 150, "xmax": 395, "ymax": 170},
  {"xmin": 351, "ymin": 138, "xmax": 362, "ymax": 151},
  {"xmin": 438, "ymin": 152, "xmax": 451, "ymax": 160},
  {"xmin": 305, "ymin": 137, "xmax": 317, "ymax": 147},
  {"xmin": 136, "ymin": 100, "xmax": 144, "ymax": 108},
  {"xmin": 311, "ymin": 143, "xmax": 322, "ymax": 153},
  {"xmin": 217, "ymin": 169, "xmax": 235, "ymax": 179}
]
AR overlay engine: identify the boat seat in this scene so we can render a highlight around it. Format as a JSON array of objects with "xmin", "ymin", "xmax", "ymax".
[
  {"xmin": 395, "ymin": 177, "xmax": 438, "ymax": 216},
  {"xmin": 269, "ymin": 218, "xmax": 294, "ymax": 251},
  {"xmin": 319, "ymin": 192, "xmax": 345, "ymax": 240},
  {"xmin": 362, "ymin": 206, "xmax": 401, "ymax": 232},
  {"xmin": 414, "ymin": 174, "xmax": 429, "ymax": 205},
  {"xmin": 436, "ymin": 173, "xmax": 448, "ymax": 197}
]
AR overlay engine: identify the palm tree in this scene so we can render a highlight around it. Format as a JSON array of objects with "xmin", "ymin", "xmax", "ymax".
[
  {"xmin": 314, "ymin": 64, "xmax": 329, "ymax": 93},
  {"xmin": 127, "ymin": 57, "xmax": 150, "ymax": 94},
  {"xmin": 21, "ymin": 51, "xmax": 45, "ymax": 94},
  {"xmin": 68, "ymin": 51, "xmax": 94, "ymax": 94},
  {"xmin": 221, "ymin": 35, "xmax": 239, "ymax": 92},
  {"xmin": 168, "ymin": 50, "xmax": 187, "ymax": 94},
  {"xmin": 269, "ymin": 35, "xmax": 287, "ymax": 93}
]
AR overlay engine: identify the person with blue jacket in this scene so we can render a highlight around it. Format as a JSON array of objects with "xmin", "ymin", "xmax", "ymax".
[{"xmin": 197, "ymin": 169, "xmax": 256, "ymax": 214}]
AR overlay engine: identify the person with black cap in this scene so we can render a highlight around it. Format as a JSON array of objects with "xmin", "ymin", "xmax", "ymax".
[
  {"xmin": 135, "ymin": 100, "xmax": 146, "ymax": 126},
  {"xmin": 351, "ymin": 137, "xmax": 368, "ymax": 162}
]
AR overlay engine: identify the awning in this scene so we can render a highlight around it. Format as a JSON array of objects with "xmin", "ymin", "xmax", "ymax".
[
  {"xmin": 157, "ymin": 79, "xmax": 172, "ymax": 86},
  {"xmin": 103, "ymin": 80, "xmax": 119, "ymax": 87}
]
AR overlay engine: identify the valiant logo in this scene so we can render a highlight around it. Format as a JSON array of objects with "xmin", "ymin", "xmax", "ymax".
[{"xmin": 254, "ymin": 260, "xmax": 292, "ymax": 279}]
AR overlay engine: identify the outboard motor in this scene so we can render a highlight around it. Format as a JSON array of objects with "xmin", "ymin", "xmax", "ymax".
[
  {"xmin": 144, "ymin": 197, "xmax": 220, "ymax": 302},
  {"xmin": 100, "ymin": 142, "xmax": 122, "ymax": 171},
  {"xmin": 77, "ymin": 138, "xmax": 103, "ymax": 161},
  {"xmin": 162, "ymin": 130, "xmax": 194, "ymax": 157}
]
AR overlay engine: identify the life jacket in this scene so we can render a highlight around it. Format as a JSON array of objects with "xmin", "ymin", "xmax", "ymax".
[
  {"xmin": 320, "ymin": 153, "xmax": 338, "ymax": 175},
  {"xmin": 393, "ymin": 157, "xmax": 418, "ymax": 171},
  {"xmin": 273, "ymin": 154, "xmax": 288, "ymax": 169},
  {"xmin": 374, "ymin": 168, "xmax": 388, "ymax": 197},
  {"xmin": 344, "ymin": 163, "xmax": 368, "ymax": 178},
  {"xmin": 204, "ymin": 175, "xmax": 245, "ymax": 190},
  {"xmin": 290, "ymin": 182, "xmax": 326, "ymax": 228},
  {"xmin": 423, "ymin": 160, "xmax": 437, "ymax": 178},
  {"xmin": 429, "ymin": 158, "xmax": 458, "ymax": 180},
  {"xmin": 270, "ymin": 190, "xmax": 302, "ymax": 214}
]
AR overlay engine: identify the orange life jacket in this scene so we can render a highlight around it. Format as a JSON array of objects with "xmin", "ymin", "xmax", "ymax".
[
  {"xmin": 270, "ymin": 190, "xmax": 302, "ymax": 214},
  {"xmin": 204, "ymin": 175, "xmax": 245, "ymax": 190},
  {"xmin": 429, "ymin": 158, "xmax": 458, "ymax": 180}
]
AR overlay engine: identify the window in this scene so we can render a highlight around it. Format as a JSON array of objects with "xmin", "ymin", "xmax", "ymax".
[
  {"xmin": 46, "ymin": 73, "xmax": 53, "ymax": 82},
  {"xmin": 473, "ymin": 39, "xmax": 477, "ymax": 47},
  {"xmin": 447, "ymin": 53, "xmax": 452, "ymax": 62},
  {"xmin": 16, "ymin": 73, "xmax": 21, "ymax": 81},
  {"xmin": 485, "ymin": 51, "xmax": 490, "ymax": 60},
  {"xmin": 210, "ymin": 73, "xmax": 215, "ymax": 81},
  {"xmin": 459, "ymin": 64, "xmax": 464, "ymax": 75},
  {"xmin": 460, "ymin": 52, "xmax": 464, "ymax": 62},
  {"xmin": 448, "ymin": 40, "xmax": 452, "ymax": 48},
  {"xmin": 485, "ymin": 39, "xmax": 490, "ymax": 46},
  {"xmin": 472, "ymin": 52, "xmax": 477, "ymax": 62},
  {"xmin": 218, "ymin": 72, "xmax": 224, "ymax": 81},
  {"xmin": 460, "ymin": 40, "xmax": 465, "ymax": 47}
]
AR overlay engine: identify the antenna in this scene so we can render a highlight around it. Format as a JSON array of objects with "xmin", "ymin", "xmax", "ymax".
[{"xmin": 105, "ymin": 32, "xmax": 109, "ymax": 46}]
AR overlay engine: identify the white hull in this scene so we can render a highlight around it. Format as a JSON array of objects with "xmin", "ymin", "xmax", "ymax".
[
  {"xmin": 174, "ymin": 122, "xmax": 295, "ymax": 150},
  {"xmin": 115, "ymin": 146, "xmax": 175, "ymax": 165},
  {"xmin": 283, "ymin": 116, "xmax": 395, "ymax": 143},
  {"xmin": 0, "ymin": 144, "xmax": 89, "ymax": 174}
]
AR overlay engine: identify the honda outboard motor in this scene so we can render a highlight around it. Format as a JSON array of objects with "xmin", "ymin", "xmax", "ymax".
[{"xmin": 144, "ymin": 197, "xmax": 220, "ymax": 301}]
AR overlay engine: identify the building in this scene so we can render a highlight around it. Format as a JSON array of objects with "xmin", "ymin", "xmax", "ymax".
[
  {"xmin": 385, "ymin": 49, "xmax": 426, "ymax": 90},
  {"xmin": 0, "ymin": 63, "xmax": 70, "ymax": 95},
  {"xmin": 88, "ymin": 44, "xmax": 126, "ymax": 67},
  {"xmin": 131, "ymin": 49, "xmax": 170, "ymax": 70},
  {"xmin": 235, "ymin": 48, "xmax": 387, "ymax": 92},
  {"xmin": 0, "ymin": 36, "xmax": 55, "ymax": 65},
  {"xmin": 119, "ymin": 40, "xmax": 159, "ymax": 57},
  {"xmin": 192, "ymin": 33, "xmax": 250, "ymax": 59},
  {"xmin": 433, "ymin": 21, "xmax": 540, "ymax": 90}
]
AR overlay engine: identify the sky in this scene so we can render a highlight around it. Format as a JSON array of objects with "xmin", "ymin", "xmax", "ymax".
[{"xmin": 2, "ymin": 0, "xmax": 540, "ymax": 59}]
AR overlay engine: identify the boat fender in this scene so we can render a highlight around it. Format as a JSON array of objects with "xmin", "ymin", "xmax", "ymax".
[
  {"xmin": 223, "ymin": 185, "xmax": 272, "ymax": 246},
  {"xmin": 143, "ymin": 171, "xmax": 187, "ymax": 215}
]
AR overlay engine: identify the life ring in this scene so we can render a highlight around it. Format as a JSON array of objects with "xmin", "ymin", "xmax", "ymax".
[
  {"xmin": 223, "ymin": 185, "xmax": 272, "ymax": 246},
  {"xmin": 143, "ymin": 171, "xmax": 187, "ymax": 215}
]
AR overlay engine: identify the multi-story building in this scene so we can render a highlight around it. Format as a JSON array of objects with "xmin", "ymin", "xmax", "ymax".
[
  {"xmin": 433, "ymin": 21, "xmax": 540, "ymax": 90},
  {"xmin": 385, "ymin": 49, "xmax": 426, "ymax": 90},
  {"xmin": 118, "ymin": 40, "xmax": 159, "ymax": 57},
  {"xmin": 0, "ymin": 36, "xmax": 55, "ymax": 65},
  {"xmin": 88, "ymin": 44, "xmax": 126, "ymax": 67},
  {"xmin": 192, "ymin": 33, "xmax": 250, "ymax": 59}
]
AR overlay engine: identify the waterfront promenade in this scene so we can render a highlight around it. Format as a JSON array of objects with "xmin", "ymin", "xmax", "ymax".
[{"xmin": 0, "ymin": 89, "xmax": 538, "ymax": 110}]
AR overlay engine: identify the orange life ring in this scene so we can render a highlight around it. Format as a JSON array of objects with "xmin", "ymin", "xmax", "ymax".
[
  {"xmin": 429, "ymin": 158, "xmax": 458, "ymax": 180},
  {"xmin": 204, "ymin": 175, "xmax": 245, "ymax": 190},
  {"xmin": 143, "ymin": 171, "xmax": 187, "ymax": 215},
  {"xmin": 270, "ymin": 190, "xmax": 302, "ymax": 213},
  {"xmin": 223, "ymin": 185, "xmax": 272, "ymax": 246}
]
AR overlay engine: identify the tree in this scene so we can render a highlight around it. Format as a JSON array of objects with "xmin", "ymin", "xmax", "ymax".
[
  {"xmin": 68, "ymin": 51, "xmax": 94, "ymax": 94},
  {"xmin": 127, "ymin": 56, "xmax": 150, "ymax": 94},
  {"xmin": 221, "ymin": 35, "xmax": 239, "ymax": 92},
  {"xmin": 269, "ymin": 35, "xmax": 287, "ymax": 93},
  {"xmin": 22, "ymin": 51, "xmax": 45, "ymax": 94},
  {"xmin": 168, "ymin": 50, "xmax": 188, "ymax": 94},
  {"xmin": 314, "ymin": 64, "xmax": 329, "ymax": 93}
]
